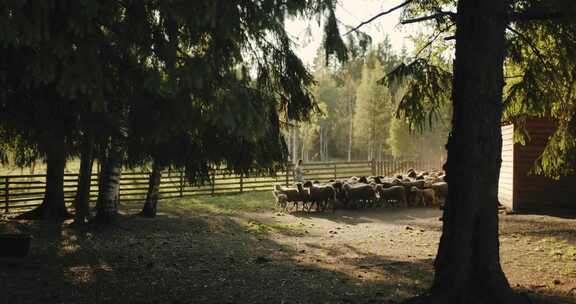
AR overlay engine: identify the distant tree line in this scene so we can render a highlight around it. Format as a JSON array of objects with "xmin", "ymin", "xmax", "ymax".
[{"xmin": 287, "ymin": 39, "xmax": 450, "ymax": 164}]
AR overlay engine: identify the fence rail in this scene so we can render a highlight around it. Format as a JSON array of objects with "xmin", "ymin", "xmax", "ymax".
[{"xmin": 1, "ymin": 159, "xmax": 442, "ymax": 216}]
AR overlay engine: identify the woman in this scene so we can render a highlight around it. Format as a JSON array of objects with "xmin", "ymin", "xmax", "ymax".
[{"xmin": 294, "ymin": 159, "xmax": 306, "ymax": 183}]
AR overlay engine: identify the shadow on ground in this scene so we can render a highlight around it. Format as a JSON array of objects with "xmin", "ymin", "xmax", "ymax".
[
  {"xmin": 292, "ymin": 207, "xmax": 443, "ymax": 229},
  {"xmin": 0, "ymin": 205, "xmax": 574, "ymax": 304}
]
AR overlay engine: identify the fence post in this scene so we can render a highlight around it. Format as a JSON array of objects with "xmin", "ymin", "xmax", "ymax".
[
  {"xmin": 211, "ymin": 169, "xmax": 216, "ymax": 196},
  {"xmin": 239, "ymin": 172, "xmax": 244, "ymax": 194},
  {"xmin": 179, "ymin": 171, "xmax": 184, "ymax": 198},
  {"xmin": 333, "ymin": 163, "xmax": 337, "ymax": 180},
  {"xmin": 4, "ymin": 177, "xmax": 8, "ymax": 214},
  {"xmin": 285, "ymin": 165, "xmax": 289, "ymax": 187},
  {"xmin": 118, "ymin": 173, "xmax": 122, "ymax": 203},
  {"xmin": 370, "ymin": 159, "xmax": 375, "ymax": 176}
]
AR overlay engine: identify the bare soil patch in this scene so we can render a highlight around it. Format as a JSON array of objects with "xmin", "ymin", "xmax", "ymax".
[{"xmin": 1, "ymin": 192, "xmax": 574, "ymax": 303}]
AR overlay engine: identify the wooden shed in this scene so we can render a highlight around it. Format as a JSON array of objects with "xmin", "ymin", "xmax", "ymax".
[{"xmin": 498, "ymin": 118, "xmax": 576, "ymax": 211}]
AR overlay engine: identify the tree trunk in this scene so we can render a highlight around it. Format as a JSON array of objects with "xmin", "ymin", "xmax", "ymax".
[
  {"xmin": 348, "ymin": 96, "xmax": 353, "ymax": 162},
  {"xmin": 142, "ymin": 161, "xmax": 162, "ymax": 217},
  {"xmin": 73, "ymin": 135, "xmax": 94, "ymax": 225},
  {"xmin": 301, "ymin": 135, "xmax": 305, "ymax": 161},
  {"xmin": 319, "ymin": 125, "xmax": 323, "ymax": 161},
  {"xmin": 17, "ymin": 135, "xmax": 69, "ymax": 220},
  {"xmin": 324, "ymin": 128, "xmax": 329, "ymax": 161},
  {"xmin": 427, "ymin": 0, "xmax": 529, "ymax": 303},
  {"xmin": 94, "ymin": 136, "xmax": 122, "ymax": 224},
  {"xmin": 293, "ymin": 125, "xmax": 298, "ymax": 164}
]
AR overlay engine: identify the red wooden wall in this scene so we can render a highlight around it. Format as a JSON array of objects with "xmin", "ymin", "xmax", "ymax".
[{"xmin": 499, "ymin": 118, "xmax": 576, "ymax": 211}]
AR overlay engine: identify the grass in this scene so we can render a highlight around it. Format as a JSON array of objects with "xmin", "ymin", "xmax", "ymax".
[
  {"xmin": 0, "ymin": 159, "xmax": 84, "ymax": 176},
  {"xmin": 142, "ymin": 191, "xmax": 276, "ymax": 215},
  {"xmin": 244, "ymin": 220, "xmax": 307, "ymax": 236}
]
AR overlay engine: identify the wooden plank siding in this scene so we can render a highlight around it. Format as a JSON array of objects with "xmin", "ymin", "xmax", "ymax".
[
  {"xmin": 500, "ymin": 118, "xmax": 576, "ymax": 211},
  {"xmin": 512, "ymin": 118, "xmax": 576, "ymax": 211},
  {"xmin": 498, "ymin": 124, "xmax": 515, "ymax": 209}
]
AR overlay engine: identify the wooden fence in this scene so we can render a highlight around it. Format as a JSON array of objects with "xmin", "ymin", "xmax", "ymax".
[
  {"xmin": 372, "ymin": 158, "xmax": 443, "ymax": 177},
  {"xmin": 1, "ymin": 159, "xmax": 442, "ymax": 216}
]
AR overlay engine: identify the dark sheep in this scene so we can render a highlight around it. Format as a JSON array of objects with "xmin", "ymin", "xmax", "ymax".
[
  {"xmin": 399, "ymin": 180, "xmax": 426, "ymax": 190},
  {"xmin": 303, "ymin": 182, "xmax": 337, "ymax": 212},
  {"xmin": 431, "ymin": 181, "xmax": 447, "ymax": 195},
  {"xmin": 330, "ymin": 181, "xmax": 346, "ymax": 203},
  {"xmin": 431, "ymin": 182, "xmax": 448, "ymax": 206},
  {"xmin": 342, "ymin": 182, "xmax": 379, "ymax": 208},
  {"xmin": 377, "ymin": 185, "xmax": 407, "ymax": 207},
  {"xmin": 395, "ymin": 180, "xmax": 426, "ymax": 207},
  {"xmin": 380, "ymin": 181, "xmax": 395, "ymax": 189},
  {"xmin": 368, "ymin": 176, "xmax": 384, "ymax": 184},
  {"xmin": 410, "ymin": 186, "xmax": 437, "ymax": 207}
]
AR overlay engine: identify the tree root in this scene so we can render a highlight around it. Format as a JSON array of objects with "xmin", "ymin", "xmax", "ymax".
[{"xmin": 15, "ymin": 203, "xmax": 71, "ymax": 220}]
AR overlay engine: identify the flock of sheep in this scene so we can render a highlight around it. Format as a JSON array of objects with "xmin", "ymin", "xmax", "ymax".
[{"xmin": 272, "ymin": 168, "xmax": 448, "ymax": 213}]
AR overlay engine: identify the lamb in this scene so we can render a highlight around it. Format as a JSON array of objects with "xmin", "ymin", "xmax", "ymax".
[
  {"xmin": 377, "ymin": 185, "xmax": 407, "ymax": 207},
  {"xmin": 273, "ymin": 193, "xmax": 288, "ymax": 212},
  {"xmin": 410, "ymin": 186, "xmax": 437, "ymax": 207},
  {"xmin": 369, "ymin": 184, "xmax": 387, "ymax": 207},
  {"xmin": 274, "ymin": 184, "xmax": 306, "ymax": 211}
]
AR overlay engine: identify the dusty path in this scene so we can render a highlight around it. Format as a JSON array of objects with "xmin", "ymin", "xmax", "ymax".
[
  {"xmin": 242, "ymin": 207, "xmax": 576, "ymax": 302},
  {"xmin": 1, "ymin": 198, "xmax": 575, "ymax": 304}
]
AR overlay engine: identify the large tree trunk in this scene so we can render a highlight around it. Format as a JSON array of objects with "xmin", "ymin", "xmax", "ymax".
[
  {"xmin": 427, "ymin": 1, "xmax": 529, "ymax": 303},
  {"xmin": 141, "ymin": 161, "xmax": 162, "ymax": 217},
  {"xmin": 94, "ymin": 136, "xmax": 122, "ymax": 224},
  {"xmin": 17, "ymin": 135, "xmax": 69, "ymax": 220},
  {"xmin": 73, "ymin": 135, "xmax": 94, "ymax": 225}
]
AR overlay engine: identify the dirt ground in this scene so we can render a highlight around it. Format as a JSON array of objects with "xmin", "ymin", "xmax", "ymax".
[{"xmin": 1, "ymin": 192, "xmax": 575, "ymax": 304}]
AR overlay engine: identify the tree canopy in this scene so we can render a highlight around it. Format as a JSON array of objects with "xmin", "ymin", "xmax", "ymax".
[{"xmin": 0, "ymin": 0, "xmax": 349, "ymax": 219}]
